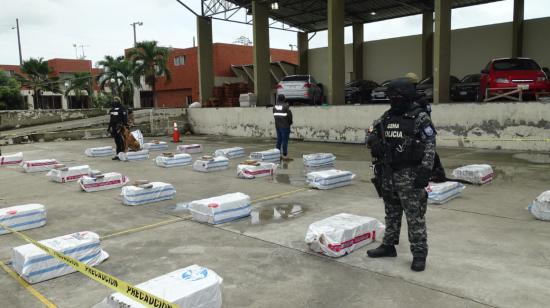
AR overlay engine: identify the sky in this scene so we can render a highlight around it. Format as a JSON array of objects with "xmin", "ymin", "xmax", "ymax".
[{"xmin": 0, "ymin": 0, "xmax": 549, "ymax": 66}]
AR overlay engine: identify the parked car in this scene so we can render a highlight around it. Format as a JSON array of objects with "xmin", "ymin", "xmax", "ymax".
[
  {"xmin": 479, "ymin": 57, "xmax": 550, "ymax": 100},
  {"xmin": 276, "ymin": 75, "xmax": 323, "ymax": 105},
  {"xmin": 344, "ymin": 80, "xmax": 379, "ymax": 104},
  {"xmin": 416, "ymin": 75, "xmax": 460, "ymax": 101},
  {"xmin": 451, "ymin": 74, "xmax": 482, "ymax": 101}
]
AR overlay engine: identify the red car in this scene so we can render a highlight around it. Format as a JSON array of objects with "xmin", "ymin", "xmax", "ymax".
[{"xmin": 479, "ymin": 58, "xmax": 550, "ymax": 100}]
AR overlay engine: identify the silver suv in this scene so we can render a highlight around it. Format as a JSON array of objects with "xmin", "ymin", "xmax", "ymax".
[{"xmin": 276, "ymin": 75, "xmax": 323, "ymax": 105}]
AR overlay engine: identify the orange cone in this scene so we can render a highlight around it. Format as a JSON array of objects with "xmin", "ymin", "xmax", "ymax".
[{"xmin": 172, "ymin": 122, "xmax": 180, "ymax": 143}]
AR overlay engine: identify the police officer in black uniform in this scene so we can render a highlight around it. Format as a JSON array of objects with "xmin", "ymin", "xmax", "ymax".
[
  {"xmin": 107, "ymin": 97, "xmax": 128, "ymax": 160},
  {"xmin": 273, "ymin": 94, "xmax": 293, "ymax": 161},
  {"xmin": 366, "ymin": 78, "xmax": 436, "ymax": 272}
]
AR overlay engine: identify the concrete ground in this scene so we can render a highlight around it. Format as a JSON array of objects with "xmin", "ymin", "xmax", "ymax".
[{"xmin": 0, "ymin": 135, "xmax": 549, "ymax": 308}]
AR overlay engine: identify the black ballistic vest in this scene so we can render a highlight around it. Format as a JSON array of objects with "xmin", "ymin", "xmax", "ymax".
[{"xmin": 382, "ymin": 109, "xmax": 426, "ymax": 168}]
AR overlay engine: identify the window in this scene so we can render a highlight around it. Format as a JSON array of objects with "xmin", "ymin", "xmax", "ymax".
[
  {"xmin": 281, "ymin": 75, "xmax": 309, "ymax": 82},
  {"xmin": 186, "ymin": 96, "xmax": 193, "ymax": 105},
  {"xmin": 493, "ymin": 59, "xmax": 540, "ymax": 71},
  {"xmin": 174, "ymin": 56, "xmax": 186, "ymax": 66}
]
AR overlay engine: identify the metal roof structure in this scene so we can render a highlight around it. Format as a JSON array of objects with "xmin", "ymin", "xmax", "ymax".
[{"xmin": 201, "ymin": 0, "xmax": 502, "ymax": 32}]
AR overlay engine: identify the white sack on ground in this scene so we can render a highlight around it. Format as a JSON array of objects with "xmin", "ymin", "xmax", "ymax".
[
  {"xmin": 427, "ymin": 181, "xmax": 465, "ymax": 204},
  {"xmin": 21, "ymin": 159, "xmax": 59, "ymax": 173},
  {"xmin": 0, "ymin": 152, "xmax": 23, "ymax": 166},
  {"xmin": 177, "ymin": 144, "xmax": 203, "ymax": 154},
  {"xmin": 306, "ymin": 169, "xmax": 355, "ymax": 190},
  {"xmin": 79, "ymin": 172, "xmax": 129, "ymax": 192},
  {"xmin": 193, "ymin": 156, "xmax": 229, "ymax": 172},
  {"xmin": 84, "ymin": 146, "xmax": 114, "ymax": 157},
  {"xmin": 528, "ymin": 191, "xmax": 550, "ymax": 221},
  {"xmin": 303, "ymin": 153, "xmax": 336, "ymax": 168},
  {"xmin": 155, "ymin": 154, "xmax": 192, "ymax": 168},
  {"xmin": 143, "ymin": 141, "xmax": 169, "ymax": 151},
  {"xmin": 305, "ymin": 213, "xmax": 385, "ymax": 257},
  {"xmin": 189, "ymin": 192, "xmax": 251, "ymax": 224},
  {"xmin": 121, "ymin": 182, "xmax": 176, "ymax": 205},
  {"xmin": 0, "ymin": 204, "xmax": 46, "ymax": 235},
  {"xmin": 98, "ymin": 265, "xmax": 223, "ymax": 308},
  {"xmin": 47, "ymin": 165, "xmax": 91, "ymax": 183},
  {"xmin": 12, "ymin": 231, "xmax": 109, "ymax": 284},
  {"xmin": 213, "ymin": 147, "xmax": 245, "ymax": 159},
  {"xmin": 452, "ymin": 164, "xmax": 494, "ymax": 184},
  {"xmin": 237, "ymin": 162, "xmax": 277, "ymax": 179},
  {"xmin": 250, "ymin": 149, "xmax": 280, "ymax": 162},
  {"xmin": 118, "ymin": 150, "xmax": 150, "ymax": 162},
  {"xmin": 131, "ymin": 130, "xmax": 144, "ymax": 147}
]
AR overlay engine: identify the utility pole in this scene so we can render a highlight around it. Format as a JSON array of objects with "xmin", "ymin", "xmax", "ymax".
[
  {"xmin": 11, "ymin": 18, "xmax": 23, "ymax": 65},
  {"xmin": 78, "ymin": 44, "xmax": 90, "ymax": 59},
  {"xmin": 130, "ymin": 21, "xmax": 143, "ymax": 47},
  {"xmin": 72, "ymin": 44, "xmax": 78, "ymax": 59}
]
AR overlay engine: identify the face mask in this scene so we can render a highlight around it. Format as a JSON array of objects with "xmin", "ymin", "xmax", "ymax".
[{"xmin": 389, "ymin": 94, "xmax": 410, "ymax": 114}]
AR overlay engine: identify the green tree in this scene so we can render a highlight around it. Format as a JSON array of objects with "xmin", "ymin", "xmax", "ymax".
[
  {"xmin": 0, "ymin": 72, "xmax": 23, "ymax": 110},
  {"xmin": 16, "ymin": 58, "xmax": 60, "ymax": 109},
  {"xmin": 64, "ymin": 72, "xmax": 92, "ymax": 108},
  {"xmin": 127, "ymin": 41, "xmax": 172, "ymax": 108},
  {"xmin": 96, "ymin": 55, "xmax": 135, "ymax": 106}
]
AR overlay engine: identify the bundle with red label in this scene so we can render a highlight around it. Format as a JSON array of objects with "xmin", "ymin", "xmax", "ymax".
[
  {"xmin": 213, "ymin": 147, "xmax": 245, "ymax": 159},
  {"xmin": 84, "ymin": 146, "xmax": 114, "ymax": 157},
  {"xmin": 177, "ymin": 144, "xmax": 203, "ymax": 154},
  {"xmin": 0, "ymin": 152, "xmax": 23, "ymax": 166},
  {"xmin": 47, "ymin": 165, "xmax": 91, "ymax": 183},
  {"xmin": 528, "ymin": 191, "xmax": 550, "ymax": 221},
  {"xmin": 192, "ymin": 156, "xmax": 229, "ymax": 172},
  {"xmin": 188, "ymin": 192, "xmax": 251, "ymax": 224},
  {"xmin": 155, "ymin": 153, "xmax": 192, "ymax": 168},
  {"xmin": 11, "ymin": 231, "xmax": 109, "ymax": 284},
  {"xmin": 452, "ymin": 164, "xmax": 494, "ymax": 184},
  {"xmin": 79, "ymin": 172, "xmax": 129, "ymax": 192},
  {"xmin": 237, "ymin": 161, "xmax": 277, "ymax": 179},
  {"xmin": 305, "ymin": 213, "xmax": 385, "ymax": 257},
  {"xmin": 303, "ymin": 153, "xmax": 336, "ymax": 168},
  {"xmin": 121, "ymin": 182, "xmax": 176, "ymax": 205},
  {"xmin": 118, "ymin": 150, "xmax": 150, "ymax": 161},
  {"xmin": 0, "ymin": 204, "xmax": 46, "ymax": 235},
  {"xmin": 21, "ymin": 159, "xmax": 59, "ymax": 173},
  {"xmin": 249, "ymin": 149, "xmax": 280, "ymax": 162},
  {"xmin": 143, "ymin": 140, "xmax": 169, "ymax": 151},
  {"xmin": 306, "ymin": 169, "xmax": 355, "ymax": 190},
  {"xmin": 427, "ymin": 181, "xmax": 466, "ymax": 204}
]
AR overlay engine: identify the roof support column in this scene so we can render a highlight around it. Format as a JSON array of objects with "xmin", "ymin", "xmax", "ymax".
[
  {"xmin": 252, "ymin": 0, "xmax": 271, "ymax": 106},
  {"xmin": 197, "ymin": 16, "xmax": 214, "ymax": 105},
  {"xmin": 422, "ymin": 11, "xmax": 434, "ymax": 80},
  {"xmin": 352, "ymin": 22, "xmax": 364, "ymax": 81},
  {"xmin": 512, "ymin": 0, "xmax": 524, "ymax": 57},
  {"xmin": 433, "ymin": 0, "xmax": 451, "ymax": 104},
  {"xmin": 297, "ymin": 32, "xmax": 308, "ymax": 75},
  {"xmin": 327, "ymin": 0, "xmax": 345, "ymax": 105}
]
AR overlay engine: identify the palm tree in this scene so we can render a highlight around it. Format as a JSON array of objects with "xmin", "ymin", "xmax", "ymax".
[
  {"xmin": 96, "ymin": 55, "xmax": 135, "ymax": 106},
  {"xmin": 64, "ymin": 72, "xmax": 92, "ymax": 108},
  {"xmin": 127, "ymin": 41, "xmax": 172, "ymax": 108},
  {"xmin": 17, "ymin": 58, "xmax": 60, "ymax": 109}
]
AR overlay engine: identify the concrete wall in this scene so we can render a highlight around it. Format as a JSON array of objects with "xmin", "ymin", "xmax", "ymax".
[
  {"xmin": 0, "ymin": 109, "xmax": 108, "ymax": 131},
  {"xmin": 187, "ymin": 102, "xmax": 550, "ymax": 151}
]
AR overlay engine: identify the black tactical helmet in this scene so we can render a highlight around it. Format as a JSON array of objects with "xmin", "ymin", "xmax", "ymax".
[{"xmin": 387, "ymin": 78, "xmax": 416, "ymax": 100}]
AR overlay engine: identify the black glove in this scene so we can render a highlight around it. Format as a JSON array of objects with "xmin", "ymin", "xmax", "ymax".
[{"xmin": 414, "ymin": 168, "xmax": 431, "ymax": 188}]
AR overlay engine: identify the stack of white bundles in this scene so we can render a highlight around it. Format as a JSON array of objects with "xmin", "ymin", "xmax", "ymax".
[
  {"xmin": 305, "ymin": 213, "xmax": 386, "ymax": 258},
  {"xmin": 0, "ymin": 152, "xmax": 23, "ymax": 166},
  {"xmin": 237, "ymin": 161, "xmax": 277, "ymax": 179},
  {"xmin": 84, "ymin": 146, "xmax": 113, "ymax": 157},
  {"xmin": 79, "ymin": 172, "xmax": 129, "ymax": 192},
  {"xmin": 250, "ymin": 149, "xmax": 280, "ymax": 162},
  {"xmin": 452, "ymin": 164, "xmax": 494, "ymax": 184},
  {"xmin": 193, "ymin": 156, "xmax": 229, "ymax": 173},
  {"xmin": 303, "ymin": 153, "xmax": 336, "ymax": 168},
  {"xmin": 528, "ymin": 191, "xmax": 550, "ymax": 221},
  {"xmin": 155, "ymin": 153, "xmax": 192, "ymax": 168},
  {"xmin": 306, "ymin": 169, "xmax": 355, "ymax": 190},
  {"xmin": 189, "ymin": 192, "xmax": 251, "ymax": 224},
  {"xmin": 143, "ymin": 140, "xmax": 169, "ymax": 151},
  {"xmin": 213, "ymin": 147, "xmax": 245, "ymax": 159},
  {"xmin": 21, "ymin": 159, "xmax": 59, "ymax": 173},
  {"xmin": 11, "ymin": 231, "xmax": 109, "ymax": 284},
  {"xmin": 121, "ymin": 182, "xmax": 176, "ymax": 205},
  {"xmin": 427, "ymin": 181, "xmax": 465, "ymax": 204},
  {"xmin": 0, "ymin": 204, "xmax": 47, "ymax": 235},
  {"xmin": 47, "ymin": 165, "xmax": 91, "ymax": 183},
  {"xmin": 97, "ymin": 265, "xmax": 223, "ymax": 308},
  {"xmin": 177, "ymin": 144, "xmax": 203, "ymax": 154},
  {"xmin": 118, "ymin": 150, "xmax": 150, "ymax": 162}
]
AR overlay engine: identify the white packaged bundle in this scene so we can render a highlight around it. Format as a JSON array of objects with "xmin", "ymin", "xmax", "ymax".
[
  {"xmin": 121, "ymin": 182, "xmax": 176, "ymax": 205},
  {"xmin": 189, "ymin": 192, "xmax": 251, "ymax": 224},
  {"xmin": 306, "ymin": 169, "xmax": 355, "ymax": 190},
  {"xmin": 85, "ymin": 146, "xmax": 113, "ymax": 157},
  {"xmin": 12, "ymin": 231, "xmax": 109, "ymax": 284},
  {"xmin": 250, "ymin": 149, "xmax": 280, "ymax": 162},
  {"xmin": 155, "ymin": 153, "xmax": 192, "ymax": 168},
  {"xmin": 193, "ymin": 156, "xmax": 229, "ymax": 173},
  {"xmin": 528, "ymin": 191, "xmax": 550, "ymax": 221},
  {"xmin": 452, "ymin": 164, "xmax": 494, "ymax": 184},
  {"xmin": 0, "ymin": 204, "xmax": 46, "ymax": 235},
  {"xmin": 118, "ymin": 150, "xmax": 150, "ymax": 162},
  {"xmin": 427, "ymin": 181, "xmax": 465, "ymax": 204},
  {"xmin": 237, "ymin": 162, "xmax": 277, "ymax": 179},
  {"xmin": 79, "ymin": 172, "xmax": 129, "ymax": 192},
  {"xmin": 21, "ymin": 159, "xmax": 59, "ymax": 173},
  {"xmin": 47, "ymin": 165, "xmax": 91, "ymax": 183},
  {"xmin": 177, "ymin": 144, "xmax": 203, "ymax": 154},
  {"xmin": 305, "ymin": 213, "xmax": 385, "ymax": 258},
  {"xmin": 213, "ymin": 147, "xmax": 245, "ymax": 159},
  {"xmin": 0, "ymin": 152, "xmax": 23, "ymax": 166},
  {"xmin": 97, "ymin": 265, "xmax": 223, "ymax": 308},
  {"xmin": 131, "ymin": 130, "xmax": 144, "ymax": 147},
  {"xmin": 143, "ymin": 141, "xmax": 169, "ymax": 151},
  {"xmin": 303, "ymin": 153, "xmax": 336, "ymax": 168}
]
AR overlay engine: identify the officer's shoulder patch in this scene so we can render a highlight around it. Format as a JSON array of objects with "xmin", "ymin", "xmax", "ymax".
[{"xmin": 423, "ymin": 126, "xmax": 435, "ymax": 137}]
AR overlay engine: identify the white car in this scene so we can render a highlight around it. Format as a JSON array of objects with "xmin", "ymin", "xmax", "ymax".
[{"xmin": 276, "ymin": 75, "xmax": 323, "ymax": 105}]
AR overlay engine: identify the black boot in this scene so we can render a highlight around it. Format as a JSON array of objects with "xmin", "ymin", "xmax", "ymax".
[
  {"xmin": 411, "ymin": 257, "xmax": 426, "ymax": 272},
  {"xmin": 367, "ymin": 244, "xmax": 397, "ymax": 258},
  {"xmin": 112, "ymin": 156, "xmax": 120, "ymax": 161}
]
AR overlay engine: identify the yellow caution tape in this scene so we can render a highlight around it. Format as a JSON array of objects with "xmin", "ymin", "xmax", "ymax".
[
  {"xmin": 0, "ymin": 223, "xmax": 179, "ymax": 308},
  {"xmin": 0, "ymin": 260, "xmax": 57, "ymax": 307}
]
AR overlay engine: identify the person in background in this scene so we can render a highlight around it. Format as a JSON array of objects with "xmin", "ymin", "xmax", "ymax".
[
  {"xmin": 273, "ymin": 94, "xmax": 293, "ymax": 161},
  {"xmin": 107, "ymin": 97, "xmax": 128, "ymax": 160}
]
